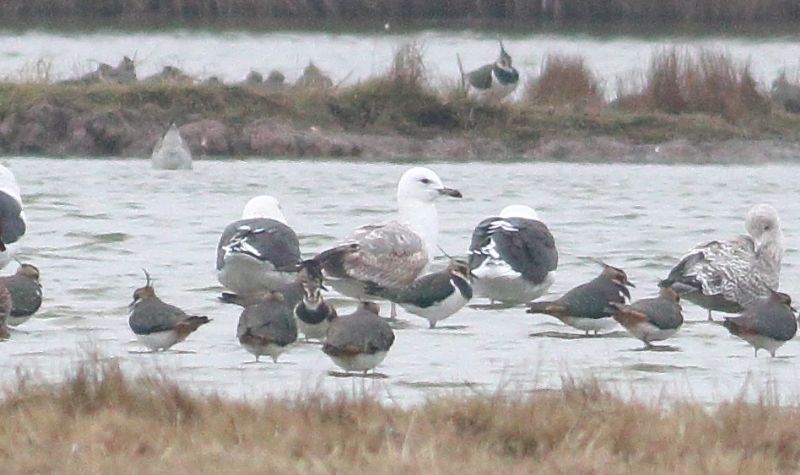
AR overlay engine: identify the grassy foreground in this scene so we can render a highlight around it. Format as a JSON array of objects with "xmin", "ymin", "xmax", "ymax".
[{"xmin": 3, "ymin": 361, "xmax": 800, "ymax": 473}]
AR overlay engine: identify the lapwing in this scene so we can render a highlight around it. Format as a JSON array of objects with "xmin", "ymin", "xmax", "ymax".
[
  {"xmin": 237, "ymin": 291, "xmax": 298, "ymax": 363},
  {"xmin": 527, "ymin": 262, "xmax": 634, "ymax": 335},
  {"xmin": 314, "ymin": 167, "xmax": 461, "ymax": 318},
  {"xmin": 469, "ymin": 204, "xmax": 557, "ymax": 305},
  {"xmin": 0, "ymin": 164, "xmax": 26, "ymax": 269},
  {"xmin": 660, "ymin": 204, "xmax": 783, "ymax": 321},
  {"xmin": 0, "ymin": 262, "xmax": 42, "ymax": 326},
  {"xmin": 610, "ymin": 285, "xmax": 683, "ymax": 348},
  {"xmin": 367, "ymin": 259, "xmax": 473, "ymax": 328},
  {"xmin": 151, "ymin": 123, "xmax": 192, "ymax": 170},
  {"xmin": 128, "ymin": 270, "xmax": 211, "ymax": 352},
  {"xmin": 294, "ymin": 261, "xmax": 337, "ymax": 341},
  {"xmin": 217, "ymin": 195, "xmax": 301, "ymax": 301},
  {"xmin": 323, "ymin": 302, "xmax": 395, "ymax": 375},
  {"xmin": 0, "ymin": 284, "xmax": 12, "ymax": 339},
  {"xmin": 722, "ymin": 290, "xmax": 797, "ymax": 357},
  {"xmin": 460, "ymin": 40, "xmax": 520, "ymax": 103}
]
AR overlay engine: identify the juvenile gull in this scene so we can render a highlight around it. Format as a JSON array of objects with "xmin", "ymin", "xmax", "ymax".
[
  {"xmin": 0, "ymin": 263, "xmax": 42, "ymax": 327},
  {"xmin": 237, "ymin": 291, "xmax": 298, "ymax": 363},
  {"xmin": 0, "ymin": 165, "xmax": 26, "ymax": 269},
  {"xmin": 128, "ymin": 271, "xmax": 211, "ymax": 352},
  {"xmin": 367, "ymin": 259, "xmax": 473, "ymax": 329},
  {"xmin": 722, "ymin": 290, "xmax": 797, "ymax": 357},
  {"xmin": 469, "ymin": 204, "xmax": 557, "ymax": 305},
  {"xmin": 323, "ymin": 302, "xmax": 395, "ymax": 375},
  {"xmin": 526, "ymin": 263, "xmax": 634, "ymax": 335},
  {"xmin": 314, "ymin": 167, "xmax": 461, "ymax": 316},
  {"xmin": 217, "ymin": 196, "xmax": 301, "ymax": 300},
  {"xmin": 611, "ymin": 286, "xmax": 683, "ymax": 349},
  {"xmin": 151, "ymin": 123, "xmax": 192, "ymax": 170},
  {"xmin": 660, "ymin": 204, "xmax": 783, "ymax": 321}
]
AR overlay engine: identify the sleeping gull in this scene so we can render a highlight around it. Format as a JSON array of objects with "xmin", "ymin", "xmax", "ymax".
[
  {"xmin": 216, "ymin": 196, "xmax": 302, "ymax": 301},
  {"xmin": 151, "ymin": 123, "xmax": 192, "ymax": 170},
  {"xmin": 468, "ymin": 204, "xmax": 558, "ymax": 305},
  {"xmin": 314, "ymin": 167, "xmax": 461, "ymax": 317},
  {"xmin": 0, "ymin": 164, "xmax": 26, "ymax": 269},
  {"xmin": 660, "ymin": 204, "xmax": 783, "ymax": 321}
]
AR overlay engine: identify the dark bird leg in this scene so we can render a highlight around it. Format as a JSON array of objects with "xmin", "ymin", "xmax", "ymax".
[
  {"xmin": 390, "ymin": 303, "xmax": 398, "ymax": 320},
  {"xmin": 429, "ymin": 320, "xmax": 436, "ymax": 329},
  {"xmin": 707, "ymin": 309, "xmax": 713, "ymax": 322}
]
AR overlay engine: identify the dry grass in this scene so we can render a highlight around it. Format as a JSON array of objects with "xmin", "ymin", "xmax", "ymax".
[
  {"xmin": 618, "ymin": 48, "xmax": 771, "ymax": 122},
  {"xmin": 525, "ymin": 55, "xmax": 604, "ymax": 110},
  {"xmin": 6, "ymin": 361, "xmax": 800, "ymax": 473}
]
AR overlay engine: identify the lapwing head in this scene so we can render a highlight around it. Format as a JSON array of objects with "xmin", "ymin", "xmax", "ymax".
[
  {"xmin": 298, "ymin": 260, "xmax": 327, "ymax": 306},
  {"xmin": 398, "ymin": 167, "xmax": 462, "ymax": 203},
  {"xmin": 497, "ymin": 40, "xmax": 514, "ymax": 69},
  {"xmin": 16, "ymin": 263, "xmax": 40, "ymax": 281},
  {"xmin": 130, "ymin": 269, "xmax": 157, "ymax": 310},
  {"xmin": 745, "ymin": 204, "xmax": 782, "ymax": 254},
  {"xmin": 447, "ymin": 259, "xmax": 475, "ymax": 283},
  {"xmin": 241, "ymin": 195, "xmax": 288, "ymax": 224},
  {"xmin": 596, "ymin": 261, "xmax": 635, "ymax": 288},
  {"xmin": 769, "ymin": 289, "xmax": 794, "ymax": 310},
  {"xmin": 658, "ymin": 286, "xmax": 680, "ymax": 302}
]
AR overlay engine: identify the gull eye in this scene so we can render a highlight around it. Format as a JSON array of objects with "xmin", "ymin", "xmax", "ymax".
[
  {"xmin": 420, "ymin": 178, "xmax": 431, "ymax": 185},
  {"xmin": 765, "ymin": 225, "xmax": 771, "ymax": 231}
]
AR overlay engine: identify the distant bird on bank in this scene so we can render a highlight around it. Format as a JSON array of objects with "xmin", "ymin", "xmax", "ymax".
[
  {"xmin": 151, "ymin": 123, "xmax": 192, "ymax": 170},
  {"xmin": 128, "ymin": 271, "xmax": 211, "ymax": 352},
  {"xmin": 237, "ymin": 291, "xmax": 299, "ymax": 363},
  {"xmin": 367, "ymin": 259, "xmax": 473, "ymax": 328},
  {"xmin": 610, "ymin": 285, "xmax": 683, "ymax": 348},
  {"xmin": 314, "ymin": 167, "xmax": 461, "ymax": 318},
  {"xmin": 0, "ymin": 262, "xmax": 42, "ymax": 326},
  {"xmin": 722, "ymin": 290, "xmax": 797, "ymax": 357},
  {"xmin": 323, "ymin": 302, "xmax": 395, "ymax": 375},
  {"xmin": 527, "ymin": 262, "xmax": 634, "ymax": 335},
  {"xmin": 216, "ymin": 195, "xmax": 301, "ymax": 301},
  {"xmin": 660, "ymin": 204, "xmax": 783, "ymax": 321},
  {"xmin": 0, "ymin": 165, "xmax": 26, "ymax": 269},
  {"xmin": 469, "ymin": 205, "xmax": 557, "ymax": 305},
  {"xmin": 459, "ymin": 40, "xmax": 520, "ymax": 103}
]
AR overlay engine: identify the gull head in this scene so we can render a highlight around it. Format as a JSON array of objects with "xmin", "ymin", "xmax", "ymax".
[
  {"xmin": 241, "ymin": 195, "xmax": 287, "ymax": 224},
  {"xmin": 499, "ymin": 204, "xmax": 539, "ymax": 220},
  {"xmin": 397, "ymin": 167, "xmax": 461, "ymax": 204},
  {"xmin": 745, "ymin": 204, "xmax": 782, "ymax": 254}
]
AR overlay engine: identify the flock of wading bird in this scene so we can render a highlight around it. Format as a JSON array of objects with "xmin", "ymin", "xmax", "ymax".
[{"xmin": 0, "ymin": 162, "xmax": 791, "ymax": 376}]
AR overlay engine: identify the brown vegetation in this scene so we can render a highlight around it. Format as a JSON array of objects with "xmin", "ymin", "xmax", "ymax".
[
  {"xmin": 525, "ymin": 55, "xmax": 603, "ymax": 110},
  {"xmin": 5, "ymin": 361, "xmax": 800, "ymax": 473},
  {"xmin": 2, "ymin": 0, "xmax": 800, "ymax": 23}
]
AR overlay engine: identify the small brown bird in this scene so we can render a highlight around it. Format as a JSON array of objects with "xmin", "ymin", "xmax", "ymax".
[
  {"xmin": 236, "ymin": 291, "xmax": 298, "ymax": 362},
  {"xmin": 610, "ymin": 286, "xmax": 683, "ymax": 348},
  {"xmin": 323, "ymin": 302, "xmax": 395, "ymax": 375},
  {"xmin": 128, "ymin": 270, "xmax": 210, "ymax": 352},
  {"xmin": 1, "ymin": 263, "xmax": 42, "ymax": 326},
  {"xmin": 722, "ymin": 290, "xmax": 797, "ymax": 357}
]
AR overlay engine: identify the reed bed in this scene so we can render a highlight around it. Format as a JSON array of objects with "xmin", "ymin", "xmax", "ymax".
[
  {"xmin": 3, "ymin": 0, "xmax": 800, "ymax": 23},
  {"xmin": 4, "ymin": 360, "xmax": 800, "ymax": 473},
  {"xmin": 525, "ymin": 55, "xmax": 604, "ymax": 109}
]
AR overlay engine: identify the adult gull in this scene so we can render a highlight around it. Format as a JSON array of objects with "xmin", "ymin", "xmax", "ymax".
[
  {"xmin": 314, "ymin": 167, "xmax": 461, "ymax": 317},
  {"xmin": 660, "ymin": 204, "xmax": 783, "ymax": 321},
  {"xmin": 468, "ymin": 204, "xmax": 557, "ymax": 305},
  {"xmin": 216, "ymin": 196, "xmax": 302, "ymax": 300}
]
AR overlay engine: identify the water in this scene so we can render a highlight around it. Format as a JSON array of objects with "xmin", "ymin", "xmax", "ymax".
[
  {"xmin": 2, "ymin": 29, "xmax": 800, "ymax": 94},
  {"xmin": 2, "ymin": 158, "xmax": 800, "ymax": 405}
]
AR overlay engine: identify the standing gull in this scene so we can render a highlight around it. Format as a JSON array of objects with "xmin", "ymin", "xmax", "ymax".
[
  {"xmin": 0, "ymin": 165, "xmax": 26, "ymax": 269},
  {"xmin": 722, "ymin": 290, "xmax": 797, "ymax": 357},
  {"xmin": 0, "ymin": 262, "xmax": 42, "ymax": 326},
  {"xmin": 128, "ymin": 271, "xmax": 211, "ymax": 352},
  {"xmin": 314, "ymin": 167, "xmax": 461, "ymax": 316},
  {"xmin": 610, "ymin": 286, "xmax": 684, "ymax": 349},
  {"xmin": 217, "ymin": 196, "xmax": 301, "ymax": 300},
  {"xmin": 526, "ymin": 263, "xmax": 634, "ymax": 335},
  {"xmin": 469, "ymin": 204, "xmax": 557, "ymax": 305},
  {"xmin": 660, "ymin": 204, "xmax": 783, "ymax": 321},
  {"xmin": 151, "ymin": 123, "xmax": 192, "ymax": 170}
]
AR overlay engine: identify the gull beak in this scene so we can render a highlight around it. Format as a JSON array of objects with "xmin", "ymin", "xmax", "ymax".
[
  {"xmin": 438, "ymin": 187, "xmax": 462, "ymax": 198},
  {"xmin": 626, "ymin": 280, "xmax": 636, "ymax": 288}
]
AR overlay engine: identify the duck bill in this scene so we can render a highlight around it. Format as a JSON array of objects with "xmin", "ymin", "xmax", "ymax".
[{"xmin": 438, "ymin": 187, "xmax": 462, "ymax": 198}]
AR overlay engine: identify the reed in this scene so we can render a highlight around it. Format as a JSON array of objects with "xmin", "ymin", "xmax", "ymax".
[{"xmin": 525, "ymin": 55, "xmax": 603, "ymax": 109}]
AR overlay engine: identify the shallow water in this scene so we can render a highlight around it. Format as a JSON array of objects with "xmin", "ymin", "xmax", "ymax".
[
  {"xmin": 3, "ymin": 158, "xmax": 800, "ymax": 405},
  {"xmin": 2, "ymin": 30, "xmax": 800, "ymax": 94}
]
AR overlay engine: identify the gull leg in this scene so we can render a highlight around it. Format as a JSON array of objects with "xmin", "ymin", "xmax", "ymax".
[
  {"xmin": 754, "ymin": 347, "xmax": 759, "ymax": 358},
  {"xmin": 707, "ymin": 309, "xmax": 713, "ymax": 321},
  {"xmin": 390, "ymin": 303, "xmax": 398, "ymax": 320}
]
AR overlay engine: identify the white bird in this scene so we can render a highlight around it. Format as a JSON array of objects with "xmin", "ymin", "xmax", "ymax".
[
  {"xmin": 217, "ymin": 196, "xmax": 301, "ymax": 301},
  {"xmin": 0, "ymin": 165, "xmax": 26, "ymax": 269},
  {"xmin": 314, "ymin": 167, "xmax": 461, "ymax": 317},
  {"xmin": 661, "ymin": 204, "xmax": 784, "ymax": 321},
  {"xmin": 469, "ymin": 205, "xmax": 557, "ymax": 305},
  {"xmin": 151, "ymin": 123, "xmax": 192, "ymax": 170}
]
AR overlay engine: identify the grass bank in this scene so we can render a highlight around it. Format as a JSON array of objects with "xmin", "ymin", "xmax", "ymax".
[{"xmin": 4, "ymin": 360, "xmax": 800, "ymax": 473}]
